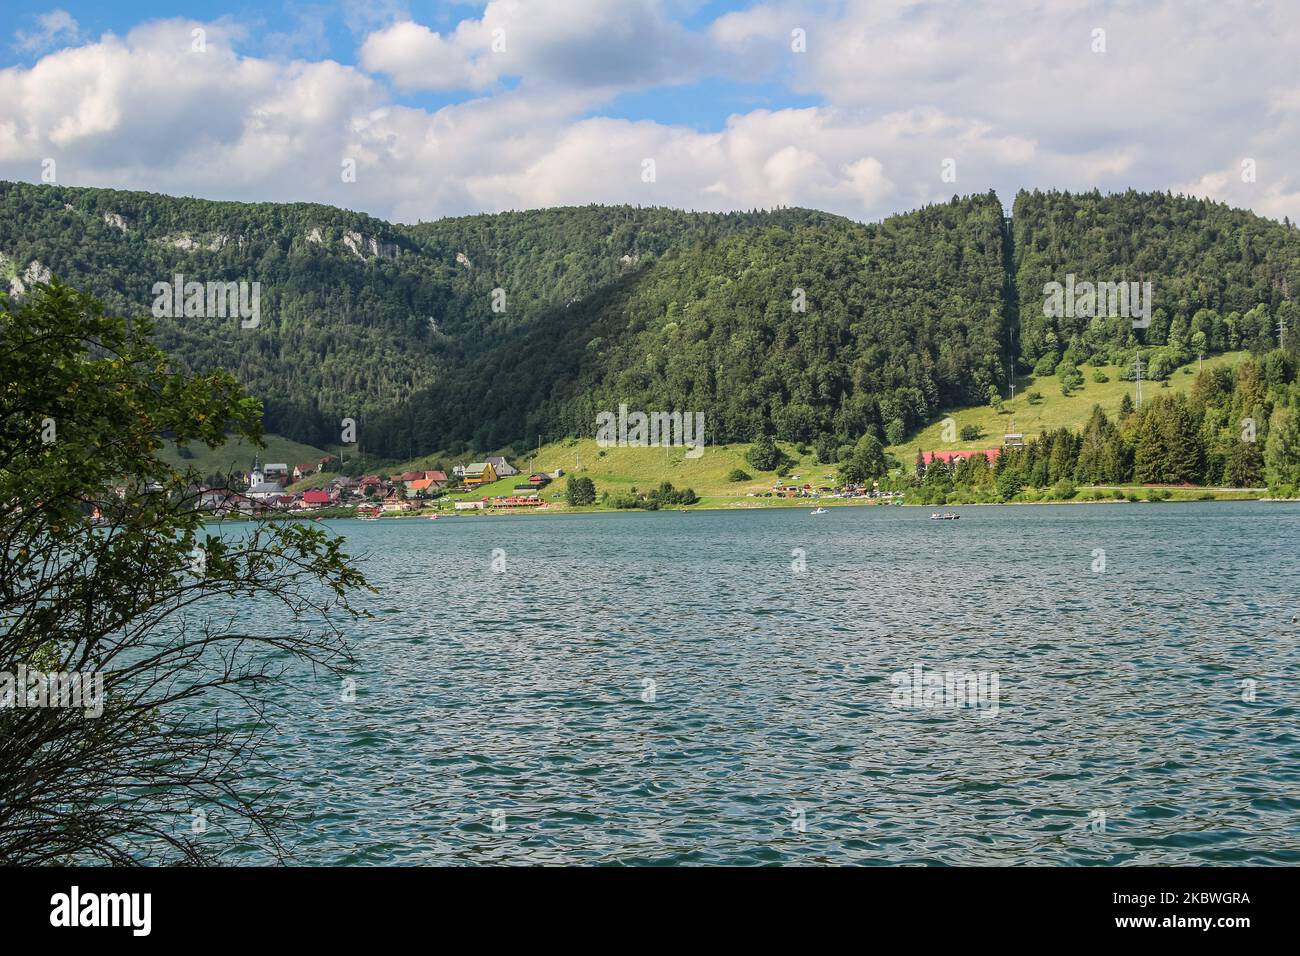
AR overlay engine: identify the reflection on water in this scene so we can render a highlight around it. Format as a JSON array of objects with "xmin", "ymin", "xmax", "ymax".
[{"xmin": 211, "ymin": 502, "xmax": 1300, "ymax": 864}]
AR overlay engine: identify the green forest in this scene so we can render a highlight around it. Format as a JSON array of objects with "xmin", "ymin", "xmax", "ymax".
[{"xmin": 4, "ymin": 180, "xmax": 1300, "ymax": 492}]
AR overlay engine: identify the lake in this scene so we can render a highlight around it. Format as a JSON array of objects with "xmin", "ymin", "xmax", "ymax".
[{"xmin": 217, "ymin": 502, "xmax": 1300, "ymax": 865}]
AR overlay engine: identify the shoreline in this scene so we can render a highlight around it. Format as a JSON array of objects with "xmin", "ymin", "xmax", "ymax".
[{"xmin": 207, "ymin": 488, "xmax": 1291, "ymax": 523}]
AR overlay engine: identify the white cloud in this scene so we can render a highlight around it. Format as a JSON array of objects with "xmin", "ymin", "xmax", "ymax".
[
  {"xmin": 360, "ymin": 0, "xmax": 711, "ymax": 94},
  {"xmin": 0, "ymin": 21, "xmax": 381, "ymax": 197},
  {"xmin": 13, "ymin": 10, "xmax": 81, "ymax": 55},
  {"xmin": 358, "ymin": 20, "xmax": 489, "ymax": 92}
]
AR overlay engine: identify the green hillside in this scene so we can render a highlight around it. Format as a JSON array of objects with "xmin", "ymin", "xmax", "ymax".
[
  {"xmin": 7, "ymin": 182, "xmax": 1300, "ymax": 494},
  {"xmin": 158, "ymin": 434, "xmax": 329, "ymax": 480},
  {"xmin": 895, "ymin": 352, "xmax": 1249, "ymax": 459}
]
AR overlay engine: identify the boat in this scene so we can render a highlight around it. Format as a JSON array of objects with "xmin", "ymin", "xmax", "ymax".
[
  {"xmin": 811, "ymin": 507, "xmax": 829, "ymax": 515},
  {"xmin": 427, "ymin": 513, "xmax": 440, "ymax": 520},
  {"xmin": 929, "ymin": 512, "xmax": 960, "ymax": 520}
]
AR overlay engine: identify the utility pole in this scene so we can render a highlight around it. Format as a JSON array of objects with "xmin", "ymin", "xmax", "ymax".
[{"xmin": 1133, "ymin": 352, "xmax": 1144, "ymax": 410}]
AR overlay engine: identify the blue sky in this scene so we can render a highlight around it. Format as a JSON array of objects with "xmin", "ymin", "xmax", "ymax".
[{"xmin": 2, "ymin": 1, "xmax": 1299, "ymax": 224}]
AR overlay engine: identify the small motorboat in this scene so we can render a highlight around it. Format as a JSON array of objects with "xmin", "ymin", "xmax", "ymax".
[
  {"xmin": 929, "ymin": 512, "xmax": 960, "ymax": 520},
  {"xmin": 811, "ymin": 507, "xmax": 829, "ymax": 515}
]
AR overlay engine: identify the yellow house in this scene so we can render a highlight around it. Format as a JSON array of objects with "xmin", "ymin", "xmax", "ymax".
[{"xmin": 462, "ymin": 462, "xmax": 497, "ymax": 487}]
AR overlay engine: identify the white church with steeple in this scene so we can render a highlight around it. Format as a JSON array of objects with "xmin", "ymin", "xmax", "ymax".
[{"xmin": 245, "ymin": 455, "xmax": 285, "ymax": 500}]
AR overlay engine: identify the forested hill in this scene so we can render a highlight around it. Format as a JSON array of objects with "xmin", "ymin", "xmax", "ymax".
[
  {"xmin": 367, "ymin": 193, "xmax": 1012, "ymax": 457},
  {"xmin": 4, "ymin": 180, "xmax": 1300, "ymax": 460},
  {"xmin": 0, "ymin": 180, "xmax": 836, "ymax": 445},
  {"xmin": 1013, "ymin": 189, "xmax": 1300, "ymax": 376}
]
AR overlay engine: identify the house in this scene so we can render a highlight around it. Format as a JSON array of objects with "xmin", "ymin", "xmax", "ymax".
[
  {"xmin": 263, "ymin": 463, "xmax": 290, "ymax": 483},
  {"xmin": 454, "ymin": 499, "xmax": 487, "ymax": 510},
  {"xmin": 292, "ymin": 463, "xmax": 317, "ymax": 482},
  {"xmin": 198, "ymin": 487, "xmax": 251, "ymax": 513},
  {"xmin": 425, "ymin": 470, "xmax": 449, "ymax": 490},
  {"xmin": 302, "ymin": 489, "xmax": 337, "ymax": 507},
  {"xmin": 452, "ymin": 465, "xmax": 466, "ymax": 478},
  {"xmin": 196, "ymin": 486, "xmax": 227, "ymax": 510},
  {"xmin": 381, "ymin": 498, "xmax": 418, "ymax": 513},
  {"xmin": 527, "ymin": 473, "xmax": 551, "ymax": 489},
  {"xmin": 317, "ymin": 454, "xmax": 337, "ymax": 471},
  {"xmin": 921, "ymin": 449, "xmax": 1002, "ymax": 467},
  {"xmin": 209, "ymin": 491, "xmax": 258, "ymax": 516},
  {"xmin": 484, "ymin": 456, "xmax": 518, "ymax": 477},
  {"xmin": 405, "ymin": 478, "xmax": 434, "ymax": 496},
  {"xmin": 462, "ymin": 462, "xmax": 498, "ymax": 487}
]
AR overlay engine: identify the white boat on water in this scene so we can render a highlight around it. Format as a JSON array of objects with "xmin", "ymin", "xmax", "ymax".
[
  {"xmin": 929, "ymin": 512, "xmax": 960, "ymax": 520},
  {"xmin": 811, "ymin": 507, "xmax": 829, "ymax": 515}
]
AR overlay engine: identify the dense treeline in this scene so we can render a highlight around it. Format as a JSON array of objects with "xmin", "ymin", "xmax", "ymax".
[
  {"xmin": 1014, "ymin": 189, "xmax": 1300, "ymax": 382},
  {"xmin": 7, "ymin": 180, "xmax": 1300, "ymax": 477},
  {"xmin": 908, "ymin": 350, "xmax": 1300, "ymax": 502},
  {"xmin": 0, "ymin": 180, "xmax": 827, "ymax": 446},
  {"xmin": 366, "ymin": 193, "xmax": 1012, "ymax": 457}
]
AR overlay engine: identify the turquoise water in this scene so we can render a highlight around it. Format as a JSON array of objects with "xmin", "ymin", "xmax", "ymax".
[{"xmin": 219, "ymin": 502, "xmax": 1300, "ymax": 865}]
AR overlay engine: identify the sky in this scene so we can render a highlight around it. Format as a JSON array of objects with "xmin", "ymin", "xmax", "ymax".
[{"xmin": 2, "ymin": 0, "xmax": 1298, "ymax": 225}]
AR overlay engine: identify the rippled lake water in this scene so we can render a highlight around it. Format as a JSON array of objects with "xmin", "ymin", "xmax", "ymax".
[{"xmin": 218, "ymin": 502, "xmax": 1300, "ymax": 865}]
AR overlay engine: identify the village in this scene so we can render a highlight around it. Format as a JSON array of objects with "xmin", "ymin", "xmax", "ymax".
[
  {"xmin": 193, "ymin": 455, "xmax": 563, "ymax": 517},
  {"xmin": 183, "ymin": 447, "xmax": 931, "ymax": 518}
]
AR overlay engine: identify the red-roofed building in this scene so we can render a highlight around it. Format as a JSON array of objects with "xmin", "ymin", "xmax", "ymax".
[
  {"xmin": 302, "ymin": 489, "xmax": 337, "ymax": 507},
  {"xmin": 491, "ymin": 494, "xmax": 543, "ymax": 508},
  {"xmin": 922, "ymin": 448, "xmax": 1002, "ymax": 466}
]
